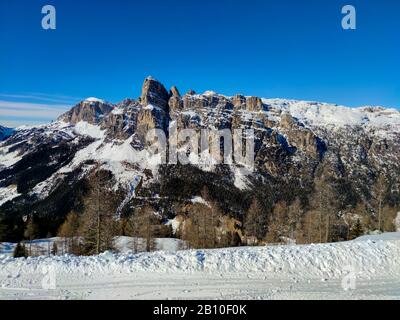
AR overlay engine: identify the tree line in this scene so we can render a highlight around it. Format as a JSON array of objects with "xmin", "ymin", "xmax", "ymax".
[{"xmin": 1, "ymin": 168, "xmax": 398, "ymax": 257}]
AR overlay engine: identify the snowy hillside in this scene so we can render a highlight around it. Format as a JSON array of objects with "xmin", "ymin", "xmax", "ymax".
[{"xmin": 0, "ymin": 233, "xmax": 399, "ymax": 300}]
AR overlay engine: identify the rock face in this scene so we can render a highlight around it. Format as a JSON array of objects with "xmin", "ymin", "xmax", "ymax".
[
  {"xmin": 1, "ymin": 77, "xmax": 400, "ymax": 239},
  {"xmin": 140, "ymin": 77, "xmax": 170, "ymax": 112},
  {"xmin": 58, "ymin": 98, "xmax": 113, "ymax": 125}
]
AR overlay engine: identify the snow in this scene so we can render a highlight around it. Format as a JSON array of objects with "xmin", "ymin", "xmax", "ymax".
[
  {"xmin": 84, "ymin": 97, "xmax": 106, "ymax": 104},
  {"xmin": 111, "ymin": 107, "xmax": 124, "ymax": 115},
  {"xmin": 262, "ymin": 98, "xmax": 400, "ymax": 132},
  {"xmin": 203, "ymin": 90, "xmax": 218, "ymax": 96},
  {"xmin": 191, "ymin": 196, "xmax": 210, "ymax": 207},
  {"xmin": 73, "ymin": 121, "xmax": 105, "ymax": 139},
  {"xmin": 0, "ymin": 234, "xmax": 399, "ymax": 299},
  {"xmin": 395, "ymin": 212, "xmax": 400, "ymax": 232},
  {"xmin": 0, "ymin": 146, "xmax": 23, "ymax": 168},
  {"xmin": 114, "ymin": 176, "xmax": 142, "ymax": 219},
  {"xmin": 354, "ymin": 232, "xmax": 400, "ymax": 242},
  {"xmin": 0, "ymin": 237, "xmax": 185, "ymax": 258},
  {"xmin": 181, "ymin": 110, "xmax": 199, "ymax": 118},
  {"xmin": 166, "ymin": 217, "xmax": 182, "ymax": 235},
  {"xmin": 0, "ymin": 185, "xmax": 20, "ymax": 206},
  {"xmin": 144, "ymin": 104, "xmax": 155, "ymax": 111},
  {"xmin": 114, "ymin": 237, "xmax": 185, "ymax": 254},
  {"xmin": 233, "ymin": 167, "xmax": 251, "ymax": 190}
]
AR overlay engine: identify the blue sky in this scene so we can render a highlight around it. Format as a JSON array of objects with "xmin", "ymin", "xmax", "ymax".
[{"xmin": 0, "ymin": 0, "xmax": 399, "ymax": 127}]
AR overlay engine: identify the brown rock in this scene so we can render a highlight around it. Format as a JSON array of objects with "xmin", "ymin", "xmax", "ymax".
[{"xmin": 140, "ymin": 76, "xmax": 170, "ymax": 112}]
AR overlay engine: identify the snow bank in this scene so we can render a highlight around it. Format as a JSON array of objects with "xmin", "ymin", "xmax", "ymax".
[
  {"xmin": 354, "ymin": 232, "xmax": 400, "ymax": 242},
  {"xmin": 1, "ymin": 235, "xmax": 399, "ymax": 280}
]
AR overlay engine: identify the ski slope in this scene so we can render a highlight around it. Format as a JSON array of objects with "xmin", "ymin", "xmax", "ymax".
[{"xmin": 0, "ymin": 233, "xmax": 399, "ymax": 300}]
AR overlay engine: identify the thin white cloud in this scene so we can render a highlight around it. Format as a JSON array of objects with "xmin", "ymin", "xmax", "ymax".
[
  {"xmin": 0, "ymin": 108, "xmax": 64, "ymax": 119},
  {"xmin": 0, "ymin": 100, "xmax": 70, "ymax": 127},
  {"xmin": 27, "ymin": 92, "xmax": 83, "ymax": 101},
  {"xmin": 0, "ymin": 93, "xmax": 80, "ymax": 105},
  {"xmin": 0, "ymin": 100, "xmax": 70, "ymax": 112}
]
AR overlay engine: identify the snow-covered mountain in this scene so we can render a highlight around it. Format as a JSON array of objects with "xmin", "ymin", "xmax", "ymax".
[
  {"xmin": 0, "ymin": 126, "xmax": 14, "ymax": 141},
  {"xmin": 1, "ymin": 77, "xmax": 399, "ymax": 238}
]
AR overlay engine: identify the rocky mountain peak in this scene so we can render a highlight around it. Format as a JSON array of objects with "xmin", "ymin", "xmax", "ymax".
[
  {"xmin": 170, "ymin": 86, "xmax": 181, "ymax": 98},
  {"xmin": 58, "ymin": 98, "xmax": 113, "ymax": 125},
  {"xmin": 140, "ymin": 77, "xmax": 170, "ymax": 112}
]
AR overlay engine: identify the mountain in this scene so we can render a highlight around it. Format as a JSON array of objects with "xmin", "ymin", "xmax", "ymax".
[
  {"xmin": 0, "ymin": 126, "xmax": 14, "ymax": 141},
  {"xmin": 0, "ymin": 77, "xmax": 399, "ymax": 241}
]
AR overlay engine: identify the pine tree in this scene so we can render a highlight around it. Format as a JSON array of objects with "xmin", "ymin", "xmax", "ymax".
[{"xmin": 79, "ymin": 170, "xmax": 118, "ymax": 255}]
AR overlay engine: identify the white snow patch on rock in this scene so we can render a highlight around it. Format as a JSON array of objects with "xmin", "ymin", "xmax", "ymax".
[
  {"xmin": 84, "ymin": 97, "xmax": 106, "ymax": 103},
  {"xmin": 74, "ymin": 121, "xmax": 105, "ymax": 139},
  {"xmin": 191, "ymin": 196, "xmax": 210, "ymax": 207},
  {"xmin": 0, "ymin": 185, "xmax": 20, "ymax": 206}
]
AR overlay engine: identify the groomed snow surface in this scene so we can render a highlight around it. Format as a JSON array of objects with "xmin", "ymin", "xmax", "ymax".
[{"xmin": 0, "ymin": 233, "xmax": 399, "ymax": 300}]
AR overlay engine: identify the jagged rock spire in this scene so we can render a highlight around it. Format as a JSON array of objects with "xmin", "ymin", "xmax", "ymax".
[
  {"xmin": 140, "ymin": 76, "xmax": 170, "ymax": 112},
  {"xmin": 170, "ymin": 86, "xmax": 181, "ymax": 98}
]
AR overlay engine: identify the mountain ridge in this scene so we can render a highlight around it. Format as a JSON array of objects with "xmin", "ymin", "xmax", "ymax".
[{"xmin": 0, "ymin": 77, "xmax": 399, "ymax": 242}]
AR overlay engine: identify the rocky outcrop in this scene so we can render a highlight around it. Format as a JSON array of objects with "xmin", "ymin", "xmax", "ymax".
[
  {"xmin": 58, "ymin": 99, "xmax": 113, "ymax": 125},
  {"xmin": 136, "ymin": 106, "xmax": 168, "ymax": 142},
  {"xmin": 245, "ymin": 97, "xmax": 264, "ymax": 112},
  {"xmin": 277, "ymin": 113, "xmax": 322, "ymax": 157},
  {"xmin": 140, "ymin": 77, "xmax": 170, "ymax": 112},
  {"xmin": 170, "ymin": 86, "xmax": 181, "ymax": 98}
]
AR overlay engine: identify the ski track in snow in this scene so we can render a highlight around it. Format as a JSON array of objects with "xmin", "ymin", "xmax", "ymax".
[{"xmin": 0, "ymin": 233, "xmax": 399, "ymax": 300}]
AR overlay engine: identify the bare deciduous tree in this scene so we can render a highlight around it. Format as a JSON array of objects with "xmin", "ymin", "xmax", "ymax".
[
  {"xmin": 126, "ymin": 206, "xmax": 157, "ymax": 252},
  {"xmin": 79, "ymin": 170, "xmax": 118, "ymax": 255},
  {"xmin": 182, "ymin": 202, "xmax": 222, "ymax": 249},
  {"xmin": 58, "ymin": 211, "xmax": 81, "ymax": 255},
  {"xmin": 243, "ymin": 198, "xmax": 267, "ymax": 244},
  {"xmin": 373, "ymin": 174, "xmax": 387, "ymax": 231},
  {"xmin": 24, "ymin": 216, "xmax": 38, "ymax": 256}
]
